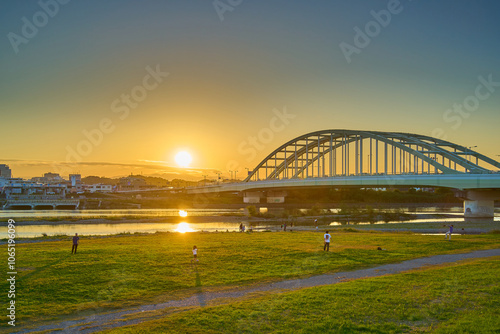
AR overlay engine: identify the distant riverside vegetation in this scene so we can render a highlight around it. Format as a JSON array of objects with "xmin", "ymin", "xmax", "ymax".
[
  {"xmin": 81, "ymin": 175, "xmax": 193, "ymax": 188},
  {"xmin": 77, "ymin": 184, "xmax": 463, "ymax": 210}
]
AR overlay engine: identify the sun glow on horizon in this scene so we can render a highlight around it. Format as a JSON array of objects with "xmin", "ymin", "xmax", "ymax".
[
  {"xmin": 179, "ymin": 210, "xmax": 188, "ymax": 217},
  {"xmin": 175, "ymin": 151, "xmax": 192, "ymax": 168}
]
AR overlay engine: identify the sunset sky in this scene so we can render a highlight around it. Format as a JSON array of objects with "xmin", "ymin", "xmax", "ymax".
[{"xmin": 1, "ymin": 1, "xmax": 499, "ymax": 180}]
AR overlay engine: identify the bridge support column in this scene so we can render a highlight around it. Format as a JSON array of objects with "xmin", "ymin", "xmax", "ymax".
[
  {"xmin": 464, "ymin": 200, "xmax": 494, "ymax": 218},
  {"xmin": 266, "ymin": 191, "xmax": 287, "ymax": 204},
  {"xmin": 243, "ymin": 192, "xmax": 262, "ymax": 204},
  {"xmin": 461, "ymin": 190, "xmax": 500, "ymax": 218}
]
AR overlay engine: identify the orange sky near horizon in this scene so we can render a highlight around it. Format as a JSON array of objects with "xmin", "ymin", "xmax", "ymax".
[{"xmin": 1, "ymin": 1, "xmax": 499, "ymax": 180}]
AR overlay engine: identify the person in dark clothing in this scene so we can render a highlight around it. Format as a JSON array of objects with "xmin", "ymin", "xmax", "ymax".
[
  {"xmin": 445, "ymin": 224, "xmax": 454, "ymax": 240},
  {"xmin": 72, "ymin": 233, "xmax": 79, "ymax": 254}
]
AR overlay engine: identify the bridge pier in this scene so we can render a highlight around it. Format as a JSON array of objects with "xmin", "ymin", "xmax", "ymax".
[
  {"xmin": 266, "ymin": 191, "xmax": 287, "ymax": 204},
  {"xmin": 243, "ymin": 191, "xmax": 287, "ymax": 204},
  {"xmin": 460, "ymin": 190, "xmax": 500, "ymax": 218},
  {"xmin": 243, "ymin": 191, "xmax": 262, "ymax": 204}
]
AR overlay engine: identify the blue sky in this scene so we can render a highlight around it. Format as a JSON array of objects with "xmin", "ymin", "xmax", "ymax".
[{"xmin": 1, "ymin": 0, "xmax": 499, "ymax": 178}]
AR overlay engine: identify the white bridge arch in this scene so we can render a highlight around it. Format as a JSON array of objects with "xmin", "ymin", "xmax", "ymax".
[{"xmin": 244, "ymin": 130, "xmax": 500, "ymax": 182}]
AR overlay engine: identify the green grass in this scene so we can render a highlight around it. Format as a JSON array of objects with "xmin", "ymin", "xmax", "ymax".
[
  {"xmin": 4, "ymin": 231, "xmax": 500, "ymax": 326},
  {"xmin": 106, "ymin": 257, "xmax": 500, "ymax": 333},
  {"xmin": 329, "ymin": 220, "xmax": 500, "ymax": 233}
]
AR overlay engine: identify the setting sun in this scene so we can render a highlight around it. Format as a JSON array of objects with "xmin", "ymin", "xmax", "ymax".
[
  {"xmin": 175, "ymin": 151, "xmax": 192, "ymax": 168},
  {"xmin": 178, "ymin": 210, "xmax": 188, "ymax": 217}
]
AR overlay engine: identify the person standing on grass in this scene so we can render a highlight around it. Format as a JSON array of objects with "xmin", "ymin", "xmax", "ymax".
[
  {"xmin": 445, "ymin": 224, "xmax": 454, "ymax": 240},
  {"xmin": 191, "ymin": 245, "xmax": 199, "ymax": 264},
  {"xmin": 324, "ymin": 231, "xmax": 331, "ymax": 251},
  {"xmin": 71, "ymin": 233, "xmax": 79, "ymax": 254}
]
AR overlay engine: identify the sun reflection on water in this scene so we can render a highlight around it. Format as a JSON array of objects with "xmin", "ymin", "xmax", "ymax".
[{"xmin": 175, "ymin": 222, "xmax": 195, "ymax": 233}]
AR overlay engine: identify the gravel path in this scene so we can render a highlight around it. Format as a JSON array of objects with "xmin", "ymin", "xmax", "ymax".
[{"xmin": 13, "ymin": 248, "xmax": 500, "ymax": 334}]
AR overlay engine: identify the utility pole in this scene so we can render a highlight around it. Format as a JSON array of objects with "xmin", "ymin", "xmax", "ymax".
[
  {"xmin": 466, "ymin": 146, "xmax": 477, "ymax": 172},
  {"xmin": 467, "ymin": 146, "xmax": 477, "ymax": 162}
]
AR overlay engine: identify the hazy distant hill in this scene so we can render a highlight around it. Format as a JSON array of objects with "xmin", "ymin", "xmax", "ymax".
[
  {"xmin": 82, "ymin": 175, "xmax": 171, "ymax": 187},
  {"xmin": 82, "ymin": 176, "xmax": 117, "ymax": 185}
]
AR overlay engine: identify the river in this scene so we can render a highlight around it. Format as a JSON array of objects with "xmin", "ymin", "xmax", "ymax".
[{"xmin": 1, "ymin": 208, "xmax": 499, "ymax": 238}]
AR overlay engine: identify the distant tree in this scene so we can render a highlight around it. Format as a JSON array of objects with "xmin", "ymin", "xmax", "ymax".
[{"xmin": 246, "ymin": 205, "xmax": 258, "ymax": 217}]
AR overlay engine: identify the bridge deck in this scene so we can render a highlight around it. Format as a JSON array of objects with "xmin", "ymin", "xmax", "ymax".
[{"xmin": 187, "ymin": 174, "xmax": 500, "ymax": 194}]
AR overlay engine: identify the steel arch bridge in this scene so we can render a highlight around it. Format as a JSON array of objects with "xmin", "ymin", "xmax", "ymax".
[
  {"xmin": 244, "ymin": 130, "xmax": 500, "ymax": 182},
  {"xmin": 187, "ymin": 130, "xmax": 500, "ymax": 217}
]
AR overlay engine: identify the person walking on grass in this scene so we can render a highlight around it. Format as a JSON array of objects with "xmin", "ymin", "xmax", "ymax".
[
  {"xmin": 71, "ymin": 233, "xmax": 79, "ymax": 254},
  {"xmin": 191, "ymin": 245, "xmax": 199, "ymax": 264},
  {"xmin": 324, "ymin": 231, "xmax": 331, "ymax": 251},
  {"xmin": 445, "ymin": 224, "xmax": 454, "ymax": 240}
]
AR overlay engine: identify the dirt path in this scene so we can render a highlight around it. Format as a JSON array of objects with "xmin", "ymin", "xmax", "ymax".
[{"xmin": 13, "ymin": 248, "xmax": 500, "ymax": 334}]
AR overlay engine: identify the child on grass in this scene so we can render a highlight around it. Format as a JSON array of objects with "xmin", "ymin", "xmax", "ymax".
[{"xmin": 191, "ymin": 245, "xmax": 199, "ymax": 264}]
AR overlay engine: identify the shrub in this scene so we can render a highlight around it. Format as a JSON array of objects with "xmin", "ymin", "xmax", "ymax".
[{"xmin": 246, "ymin": 205, "xmax": 258, "ymax": 217}]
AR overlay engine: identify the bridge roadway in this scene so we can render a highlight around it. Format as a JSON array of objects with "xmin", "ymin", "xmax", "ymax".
[{"xmin": 187, "ymin": 173, "xmax": 500, "ymax": 194}]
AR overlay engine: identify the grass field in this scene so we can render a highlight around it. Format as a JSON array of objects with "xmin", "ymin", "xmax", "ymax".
[
  {"xmin": 105, "ymin": 257, "xmax": 500, "ymax": 333},
  {"xmin": 4, "ymin": 230, "xmax": 500, "ymax": 329}
]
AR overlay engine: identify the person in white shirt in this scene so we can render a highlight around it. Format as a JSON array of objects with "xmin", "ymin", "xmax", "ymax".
[
  {"xmin": 324, "ymin": 231, "xmax": 331, "ymax": 251},
  {"xmin": 191, "ymin": 245, "xmax": 199, "ymax": 264}
]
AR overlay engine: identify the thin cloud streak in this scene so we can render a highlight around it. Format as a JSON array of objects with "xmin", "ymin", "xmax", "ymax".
[{"xmin": 0, "ymin": 159, "xmax": 221, "ymax": 178}]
